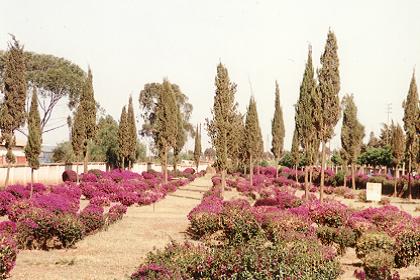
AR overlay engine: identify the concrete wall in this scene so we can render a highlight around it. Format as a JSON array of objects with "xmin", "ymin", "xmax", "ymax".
[{"xmin": 0, "ymin": 162, "xmax": 209, "ymax": 186}]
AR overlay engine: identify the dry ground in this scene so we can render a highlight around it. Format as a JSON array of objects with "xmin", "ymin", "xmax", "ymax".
[{"xmin": 10, "ymin": 176, "xmax": 212, "ymax": 280}]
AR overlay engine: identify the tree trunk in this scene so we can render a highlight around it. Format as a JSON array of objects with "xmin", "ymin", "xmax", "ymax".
[
  {"xmin": 402, "ymin": 162, "xmax": 406, "ymax": 176},
  {"xmin": 249, "ymin": 155, "xmax": 253, "ymax": 189},
  {"xmin": 295, "ymin": 164, "xmax": 298, "ymax": 184},
  {"xmin": 319, "ymin": 141, "xmax": 326, "ymax": 202},
  {"xmin": 309, "ymin": 166, "xmax": 313, "ymax": 184},
  {"xmin": 408, "ymin": 157, "xmax": 412, "ymax": 201},
  {"xmin": 83, "ymin": 150, "xmax": 88, "ymax": 173},
  {"xmin": 128, "ymin": 160, "xmax": 132, "ymax": 170},
  {"xmin": 173, "ymin": 154, "xmax": 178, "ymax": 173},
  {"xmin": 122, "ymin": 157, "xmax": 125, "ymax": 171},
  {"xmin": 343, "ymin": 163, "xmax": 347, "ymax": 188},
  {"xmin": 76, "ymin": 164, "xmax": 79, "ymax": 184},
  {"xmin": 221, "ymin": 169, "xmax": 226, "ymax": 193},
  {"xmin": 275, "ymin": 158, "xmax": 279, "ymax": 178},
  {"xmin": 163, "ymin": 146, "xmax": 168, "ymax": 184},
  {"xmin": 304, "ymin": 165, "xmax": 309, "ymax": 200},
  {"xmin": 393, "ymin": 165, "xmax": 399, "ymax": 196},
  {"xmin": 30, "ymin": 168, "xmax": 34, "ymax": 198},
  {"xmin": 4, "ymin": 161, "xmax": 11, "ymax": 188},
  {"xmin": 351, "ymin": 163, "xmax": 356, "ymax": 190}
]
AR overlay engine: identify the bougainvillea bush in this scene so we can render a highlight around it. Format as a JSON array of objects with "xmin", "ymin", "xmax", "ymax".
[
  {"xmin": 0, "ymin": 168, "xmax": 203, "ymax": 277},
  {"xmin": 132, "ymin": 169, "xmax": 420, "ymax": 280}
]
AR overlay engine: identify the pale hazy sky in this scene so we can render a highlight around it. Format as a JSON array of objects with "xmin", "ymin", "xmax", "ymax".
[{"xmin": 1, "ymin": 0, "xmax": 420, "ymax": 152}]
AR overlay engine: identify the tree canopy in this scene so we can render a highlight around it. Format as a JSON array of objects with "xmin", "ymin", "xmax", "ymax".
[{"xmin": 271, "ymin": 81, "xmax": 285, "ymax": 161}]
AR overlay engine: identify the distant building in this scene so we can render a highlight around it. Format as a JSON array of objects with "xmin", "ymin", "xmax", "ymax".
[{"xmin": 0, "ymin": 138, "xmax": 27, "ymax": 165}]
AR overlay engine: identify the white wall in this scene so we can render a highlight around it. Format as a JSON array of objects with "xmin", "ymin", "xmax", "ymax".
[{"xmin": 0, "ymin": 162, "xmax": 209, "ymax": 186}]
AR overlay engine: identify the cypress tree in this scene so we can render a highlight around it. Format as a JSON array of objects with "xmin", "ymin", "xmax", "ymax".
[
  {"xmin": 81, "ymin": 68, "xmax": 97, "ymax": 173},
  {"xmin": 0, "ymin": 37, "xmax": 27, "ymax": 187},
  {"xmin": 402, "ymin": 71, "xmax": 420, "ymax": 200},
  {"xmin": 24, "ymin": 88, "xmax": 42, "ymax": 197},
  {"xmin": 118, "ymin": 106, "xmax": 129, "ymax": 169},
  {"xmin": 271, "ymin": 81, "xmax": 285, "ymax": 176},
  {"xmin": 244, "ymin": 96, "xmax": 264, "ymax": 187},
  {"xmin": 316, "ymin": 30, "xmax": 341, "ymax": 201},
  {"xmin": 193, "ymin": 124, "xmax": 202, "ymax": 172},
  {"xmin": 71, "ymin": 103, "xmax": 85, "ymax": 181},
  {"xmin": 295, "ymin": 46, "xmax": 318, "ymax": 200},
  {"xmin": 340, "ymin": 94, "xmax": 364, "ymax": 190},
  {"xmin": 290, "ymin": 128, "xmax": 300, "ymax": 183},
  {"xmin": 228, "ymin": 112, "xmax": 244, "ymax": 172},
  {"xmin": 206, "ymin": 62, "xmax": 238, "ymax": 190},
  {"xmin": 154, "ymin": 79, "xmax": 178, "ymax": 183},
  {"xmin": 172, "ymin": 101, "xmax": 185, "ymax": 172},
  {"xmin": 127, "ymin": 96, "xmax": 138, "ymax": 169},
  {"xmin": 391, "ymin": 122, "xmax": 404, "ymax": 195}
]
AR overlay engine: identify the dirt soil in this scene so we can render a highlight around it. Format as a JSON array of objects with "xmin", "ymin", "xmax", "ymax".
[{"xmin": 10, "ymin": 176, "xmax": 211, "ymax": 280}]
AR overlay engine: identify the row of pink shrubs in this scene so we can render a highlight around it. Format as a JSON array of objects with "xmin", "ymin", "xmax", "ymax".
[
  {"xmin": 207, "ymin": 172, "xmax": 419, "ymax": 279},
  {"xmin": 0, "ymin": 168, "xmax": 203, "ymax": 278}
]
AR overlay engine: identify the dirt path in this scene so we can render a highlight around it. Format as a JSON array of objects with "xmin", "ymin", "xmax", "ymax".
[{"xmin": 10, "ymin": 176, "xmax": 212, "ymax": 280}]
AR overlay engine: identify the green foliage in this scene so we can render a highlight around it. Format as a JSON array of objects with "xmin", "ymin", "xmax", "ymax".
[
  {"xmin": 317, "ymin": 226, "xmax": 357, "ymax": 255},
  {"xmin": 91, "ymin": 115, "xmax": 119, "ymax": 167},
  {"xmin": 391, "ymin": 122, "xmax": 405, "ymax": 168},
  {"xmin": 193, "ymin": 124, "xmax": 202, "ymax": 169},
  {"xmin": 0, "ymin": 37, "xmax": 27, "ymax": 167},
  {"xmin": 357, "ymin": 147, "xmax": 393, "ymax": 167},
  {"xmin": 341, "ymin": 94, "xmax": 364, "ymax": 164},
  {"xmin": 271, "ymin": 81, "xmax": 285, "ymax": 160},
  {"xmin": 279, "ymin": 151, "xmax": 307, "ymax": 168},
  {"xmin": 295, "ymin": 46, "xmax": 319, "ymax": 164},
  {"xmin": 316, "ymin": 30, "xmax": 341, "ymax": 143},
  {"xmin": 394, "ymin": 230, "xmax": 420, "ymax": 268},
  {"xmin": 402, "ymin": 72, "xmax": 420, "ymax": 170},
  {"xmin": 206, "ymin": 62, "xmax": 238, "ymax": 177},
  {"xmin": 127, "ymin": 96, "xmax": 138, "ymax": 166},
  {"xmin": 331, "ymin": 150, "xmax": 343, "ymax": 165},
  {"xmin": 154, "ymin": 79, "xmax": 178, "ymax": 180},
  {"xmin": 362, "ymin": 252, "xmax": 396, "ymax": 280},
  {"xmin": 0, "ymin": 50, "xmax": 86, "ymax": 133},
  {"xmin": 356, "ymin": 232, "xmax": 395, "ymax": 260},
  {"xmin": 117, "ymin": 106, "xmax": 130, "ymax": 166},
  {"xmin": 244, "ymin": 97, "xmax": 264, "ymax": 164},
  {"xmin": 24, "ymin": 88, "xmax": 42, "ymax": 170},
  {"xmin": 71, "ymin": 68, "xmax": 97, "ymax": 162},
  {"xmin": 52, "ymin": 141, "xmax": 76, "ymax": 163}
]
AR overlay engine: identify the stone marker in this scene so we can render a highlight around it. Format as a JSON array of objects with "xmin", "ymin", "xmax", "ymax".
[{"xmin": 366, "ymin": 182, "xmax": 382, "ymax": 202}]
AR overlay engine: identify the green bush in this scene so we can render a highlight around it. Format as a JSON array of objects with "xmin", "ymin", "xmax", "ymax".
[
  {"xmin": 362, "ymin": 252, "xmax": 395, "ymax": 280},
  {"xmin": 135, "ymin": 238, "xmax": 341, "ymax": 280},
  {"xmin": 394, "ymin": 230, "xmax": 420, "ymax": 268},
  {"xmin": 187, "ymin": 212, "xmax": 222, "ymax": 241},
  {"xmin": 356, "ymin": 232, "xmax": 395, "ymax": 260},
  {"xmin": 317, "ymin": 226, "xmax": 357, "ymax": 255},
  {"xmin": 332, "ymin": 171, "xmax": 345, "ymax": 187}
]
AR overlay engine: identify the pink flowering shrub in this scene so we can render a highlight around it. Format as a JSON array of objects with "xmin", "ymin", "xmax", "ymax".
[
  {"xmin": 0, "ymin": 192, "xmax": 16, "ymax": 216},
  {"xmin": 0, "ymin": 234, "xmax": 17, "ymax": 279},
  {"xmin": 79, "ymin": 205, "xmax": 105, "ymax": 234},
  {"xmin": 106, "ymin": 204, "xmax": 128, "ymax": 224},
  {"xmin": 5, "ymin": 185, "xmax": 30, "ymax": 199}
]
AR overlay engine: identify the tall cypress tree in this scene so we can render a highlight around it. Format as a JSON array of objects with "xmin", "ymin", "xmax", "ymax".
[
  {"xmin": 228, "ymin": 112, "xmax": 244, "ymax": 172},
  {"xmin": 0, "ymin": 36, "xmax": 27, "ymax": 187},
  {"xmin": 71, "ymin": 104, "xmax": 85, "ymax": 181},
  {"xmin": 271, "ymin": 81, "xmax": 285, "ymax": 176},
  {"xmin": 24, "ymin": 88, "xmax": 42, "ymax": 197},
  {"xmin": 172, "ymin": 100, "xmax": 185, "ymax": 172},
  {"xmin": 402, "ymin": 71, "xmax": 420, "ymax": 200},
  {"xmin": 290, "ymin": 128, "xmax": 300, "ymax": 183},
  {"xmin": 155, "ymin": 79, "xmax": 178, "ymax": 183},
  {"xmin": 127, "ymin": 96, "xmax": 138, "ymax": 169},
  {"xmin": 81, "ymin": 68, "xmax": 97, "ymax": 173},
  {"xmin": 193, "ymin": 124, "xmax": 202, "ymax": 172},
  {"xmin": 340, "ymin": 94, "xmax": 364, "ymax": 190},
  {"xmin": 118, "ymin": 106, "xmax": 129, "ymax": 169},
  {"xmin": 295, "ymin": 46, "xmax": 318, "ymax": 200},
  {"xmin": 244, "ymin": 96, "xmax": 264, "ymax": 187},
  {"xmin": 316, "ymin": 30, "xmax": 341, "ymax": 201},
  {"xmin": 391, "ymin": 122, "xmax": 404, "ymax": 195},
  {"xmin": 206, "ymin": 62, "xmax": 237, "ymax": 190}
]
